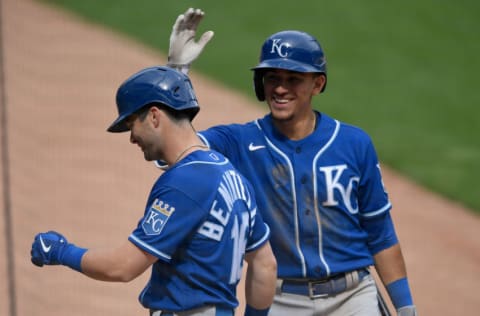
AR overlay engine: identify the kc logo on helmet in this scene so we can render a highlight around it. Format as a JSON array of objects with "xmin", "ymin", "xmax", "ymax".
[
  {"xmin": 270, "ymin": 39, "xmax": 289, "ymax": 57},
  {"xmin": 142, "ymin": 199, "xmax": 175, "ymax": 235}
]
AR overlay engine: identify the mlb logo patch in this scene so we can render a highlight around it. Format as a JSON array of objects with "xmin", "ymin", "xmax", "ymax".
[{"xmin": 142, "ymin": 199, "xmax": 175, "ymax": 235}]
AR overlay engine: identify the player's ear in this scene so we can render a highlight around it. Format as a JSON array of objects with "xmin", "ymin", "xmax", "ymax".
[
  {"xmin": 149, "ymin": 106, "xmax": 162, "ymax": 128},
  {"xmin": 312, "ymin": 74, "xmax": 326, "ymax": 95}
]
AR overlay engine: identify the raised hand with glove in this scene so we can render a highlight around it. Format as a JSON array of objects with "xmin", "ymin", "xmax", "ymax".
[
  {"xmin": 167, "ymin": 7, "xmax": 214, "ymax": 74},
  {"xmin": 31, "ymin": 231, "xmax": 87, "ymax": 272}
]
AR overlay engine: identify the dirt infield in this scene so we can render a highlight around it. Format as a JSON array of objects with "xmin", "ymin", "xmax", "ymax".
[{"xmin": 1, "ymin": 0, "xmax": 479, "ymax": 315}]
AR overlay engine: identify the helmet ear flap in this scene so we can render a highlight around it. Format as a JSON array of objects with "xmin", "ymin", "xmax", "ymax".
[{"xmin": 253, "ymin": 71, "xmax": 265, "ymax": 101}]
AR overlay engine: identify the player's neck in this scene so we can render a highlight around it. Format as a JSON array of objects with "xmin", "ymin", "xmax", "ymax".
[
  {"xmin": 274, "ymin": 111, "xmax": 317, "ymax": 140},
  {"xmin": 172, "ymin": 143, "xmax": 208, "ymax": 165},
  {"xmin": 162, "ymin": 123, "xmax": 208, "ymax": 166}
]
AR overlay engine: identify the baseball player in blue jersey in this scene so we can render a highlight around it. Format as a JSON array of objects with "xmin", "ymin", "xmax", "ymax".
[
  {"xmin": 163, "ymin": 8, "xmax": 417, "ymax": 316},
  {"xmin": 30, "ymin": 66, "xmax": 277, "ymax": 316}
]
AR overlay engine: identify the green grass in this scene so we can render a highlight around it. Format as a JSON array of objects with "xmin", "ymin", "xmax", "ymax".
[{"xmin": 41, "ymin": 0, "xmax": 480, "ymax": 212}]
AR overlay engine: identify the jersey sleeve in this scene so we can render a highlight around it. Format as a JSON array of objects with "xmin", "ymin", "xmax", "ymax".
[
  {"xmin": 361, "ymin": 211, "xmax": 399, "ymax": 255},
  {"xmin": 358, "ymin": 137, "xmax": 392, "ymax": 218},
  {"xmin": 357, "ymin": 135, "xmax": 398, "ymax": 254},
  {"xmin": 198, "ymin": 125, "xmax": 243, "ymax": 165},
  {"xmin": 129, "ymin": 186, "xmax": 207, "ymax": 262},
  {"xmin": 245, "ymin": 206, "xmax": 271, "ymax": 253}
]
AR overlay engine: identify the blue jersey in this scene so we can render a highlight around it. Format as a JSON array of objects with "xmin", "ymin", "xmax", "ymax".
[
  {"xmin": 198, "ymin": 112, "xmax": 398, "ymax": 279},
  {"xmin": 130, "ymin": 149, "xmax": 270, "ymax": 311}
]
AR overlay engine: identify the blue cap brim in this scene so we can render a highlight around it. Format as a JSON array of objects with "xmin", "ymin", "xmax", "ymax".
[{"xmin": 252, "ymin": 58, "xmax": 323, "ymax": 73}]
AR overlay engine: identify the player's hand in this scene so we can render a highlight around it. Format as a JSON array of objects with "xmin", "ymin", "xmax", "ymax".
[
  {"xmin": 31, "ymin": 231, "xmax": 69, "ymax": 267},
  {"xmin": 167, "ymin": 8, "xmax": 214, "ymax": 73}
]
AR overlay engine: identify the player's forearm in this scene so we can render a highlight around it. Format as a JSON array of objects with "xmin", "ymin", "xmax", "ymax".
[
  {"xmin": 373, "ymin": 243, "xmax": 407, "ymax": 284},
  {"xmin": 81, "ymin": 241, "xmax": 153, "ymax": 282},
  {"xmin": 80, "ymin": 249, "xmax": 132, "ymax": 282},
  {"xmin": 244, "ymin": 272, "xmax": 276, "ymax": 308},
  {"xmin": 374, "ymin": 244, "xmax": 416, "ymax": 314},
  {"xmin": 244, "ymin": 244, "xmax": 277, "ymax": 309}
]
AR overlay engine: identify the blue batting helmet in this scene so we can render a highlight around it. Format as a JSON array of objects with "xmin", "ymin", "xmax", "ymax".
[
  {"xmin": 107, "ymin": 66, "xmax": 199, "ymax": 133},
  {"xmin": 252, "ymin": 30, "xmax": 327, "ymax": 101}
]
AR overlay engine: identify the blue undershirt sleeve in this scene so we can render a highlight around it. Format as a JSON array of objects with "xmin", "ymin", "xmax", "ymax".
[{"xmin": 361, "ymin": 212, "xmax": 398, "ymax": 255}]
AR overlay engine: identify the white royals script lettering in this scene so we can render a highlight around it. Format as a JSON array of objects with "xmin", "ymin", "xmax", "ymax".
[
  {"xmin": 271, "ymin": 38, "xmax": 288, "ymax": 57},
  {"xmin": 319, "ymin": 164, "xmax": 360, "ymax": 214}
]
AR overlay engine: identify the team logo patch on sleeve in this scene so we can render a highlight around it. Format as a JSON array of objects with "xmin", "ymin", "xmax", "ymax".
[{"xmin": 142, "ymin": 199, "xmax": 175, "ymax": 235}]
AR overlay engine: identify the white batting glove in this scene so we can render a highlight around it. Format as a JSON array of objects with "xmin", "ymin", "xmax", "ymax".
[
  {"xmin": 167, "ymin": 8, "xmax": 214, "ymax": 74},
  {"xmin": 397, "ymin": 305, "xmax": 418, "ymax": 316}
]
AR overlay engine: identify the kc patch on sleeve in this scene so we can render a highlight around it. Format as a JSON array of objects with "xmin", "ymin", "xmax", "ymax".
[{"xmin": 142, "ymin": 199, "xmax": 176, "ymax": 235}]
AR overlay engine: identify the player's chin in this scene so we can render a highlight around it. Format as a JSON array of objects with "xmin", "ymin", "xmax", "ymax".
[
  {"xmin": 143, "ymin": 150, "xmax": 164, "ymax": 163},
  {"xmin": 269, "ymin": 106, "xmax": 294, "ymax": 121},
  {"xmin": 142, "ymin": 150, "xmax": 154, "ymax": 161}
]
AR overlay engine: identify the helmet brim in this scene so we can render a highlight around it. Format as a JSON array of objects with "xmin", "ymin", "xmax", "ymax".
[
  {"xmin": 107, "ymin": 115, "xmax": 130, "ymax": 133},
  {"xmin": 252, "ymin": 58, "xmax": 325, "ymax": 73}
]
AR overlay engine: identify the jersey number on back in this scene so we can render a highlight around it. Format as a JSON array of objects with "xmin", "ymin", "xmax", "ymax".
[{"xmin": 229, "ymin": 212, "xmax": 249, "ymax": 284}]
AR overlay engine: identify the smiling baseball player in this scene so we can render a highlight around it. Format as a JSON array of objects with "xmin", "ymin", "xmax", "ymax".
[
  {"xmin": 30, "ymin": 66, "xmax": 277, "ymax": 316},
  {"xmin": 163, "ymin": 8, "xmax": 417, "ymax": 316}
]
